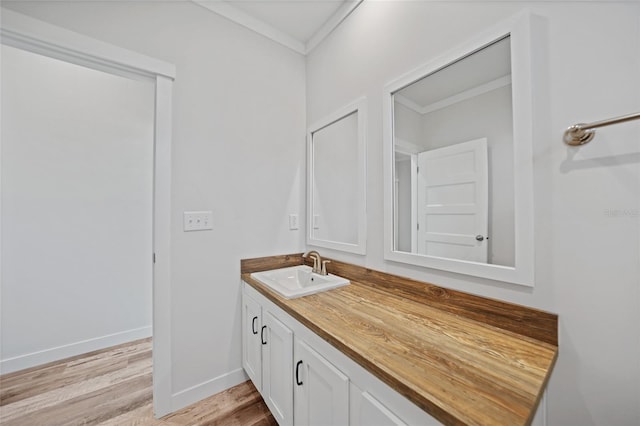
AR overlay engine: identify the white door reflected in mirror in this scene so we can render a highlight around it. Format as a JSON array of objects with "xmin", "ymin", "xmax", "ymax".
[{"xmin": 415, "ymin": 138, "xmax": 489, "ymax": 263}]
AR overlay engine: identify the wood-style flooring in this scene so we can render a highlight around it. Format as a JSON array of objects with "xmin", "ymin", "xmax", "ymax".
[{"xmin": 0, "ymin": 338, "xmax": 276, "ymax": 425}]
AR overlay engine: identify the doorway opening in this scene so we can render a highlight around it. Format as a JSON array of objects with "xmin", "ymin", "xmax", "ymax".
[
  {"xmin": 1, "ymin": 9, "xmax": 174, "ymax": 417},
  {"xmin": 1, "ymin": 44, "xmax": 155, "ymax": 372}
]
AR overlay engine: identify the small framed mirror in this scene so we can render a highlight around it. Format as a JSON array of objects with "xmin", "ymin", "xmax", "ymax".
[
  {"xmin": 308, "ymin": 98, "xmax": 366, "ymax": 254},
  {"xmin": 383, "ymin": 13, "xmax": 535, "ymax": 286}
]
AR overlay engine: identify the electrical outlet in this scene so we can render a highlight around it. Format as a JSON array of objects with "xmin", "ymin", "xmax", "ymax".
[
  {"xmin": 184, "ymin": 211, "xmax": 213, "ymax": 231},
  {"xmin": 289, "ymin": 214, "xmax": 299, "ymax": 230}
]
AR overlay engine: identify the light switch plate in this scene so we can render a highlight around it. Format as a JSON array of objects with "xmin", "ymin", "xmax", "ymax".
[
  {"xmin": 184, "ymin": 211, "xmax": 213, "ymax": 231},
  {"xmin": 289, "ymin": 214, "xmax": 299, "ymax": 230}
]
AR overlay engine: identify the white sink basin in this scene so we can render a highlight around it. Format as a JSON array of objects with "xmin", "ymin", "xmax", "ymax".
[{"xmin": 250, "ymin": 265, "xmax": 349, "ymax": 299}]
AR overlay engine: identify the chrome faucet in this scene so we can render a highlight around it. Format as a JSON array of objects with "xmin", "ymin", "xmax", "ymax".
[{"xmin": 303, "ymin": 251, "xmax": 330, "ymax": 275}]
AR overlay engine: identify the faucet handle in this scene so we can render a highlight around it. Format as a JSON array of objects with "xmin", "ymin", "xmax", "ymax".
[
  {"xmin": 321, "ymin": 260, "xmax": 331, "ymax": 276},
  {"xmin": 303, "ymin": 251, "xmax": 320, "ymax": 272}
]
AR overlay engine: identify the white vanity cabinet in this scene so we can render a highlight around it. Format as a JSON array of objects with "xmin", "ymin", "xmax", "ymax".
[
  {"xmin": 242, "ymin": 287, "xmax": 348, "ymax": 426},
  {"xmin": 242, "ymin": 281, "xmax": 441, "ymax": 426},
  {"xmin": 242, "ymin": 291, "xmax": 294, "ymax": 425},
  {"xmin": 294, "ymin": 339, "xmax": 349, "ymax": 425}
]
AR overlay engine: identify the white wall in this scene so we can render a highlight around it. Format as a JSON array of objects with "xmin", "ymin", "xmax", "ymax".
[
  {"xmin": 306, "ymin": 2, "xmax": 639, "ymax": 426},
  {"xmin": 1, "ymin": 0, "xmax": 306, "ymax": 410},
  {"xmin": 1, "ymin": 44, "xmax": 154, "ymax": 373},
  {"xmin": 394, "ymin": 101, "xmax": 423, "ymax": 146}
]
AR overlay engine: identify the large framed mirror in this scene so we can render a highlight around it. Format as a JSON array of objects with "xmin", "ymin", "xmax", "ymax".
[
  {"xmin": 308, "ymin": 98, "xmax": 366, "ymax": 254},
  {"xmin": 383, "ymin": 13, "xmax": 535, "ymax": 286}
]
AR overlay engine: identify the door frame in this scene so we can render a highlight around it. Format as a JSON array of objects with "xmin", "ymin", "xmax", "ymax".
[
  {"xmin": 394, "ymin": 139, "xmax": 419, "ymax": 253},
  {"xmin": 1, "ymin": 9, "xmax": 175, "ymax": 417}
]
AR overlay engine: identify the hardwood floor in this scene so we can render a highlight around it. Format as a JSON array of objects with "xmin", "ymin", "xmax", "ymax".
[{"xmin": 0, "ymin": 338, "xmax": 276, "ymax": 425}]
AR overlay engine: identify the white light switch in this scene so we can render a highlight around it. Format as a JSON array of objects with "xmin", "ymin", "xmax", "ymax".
[
  {"xmin": 184, "ymin": 211, "xmax": 213, "ymax": 231},
  {"xmin": 289, "ymin": 214, "xmax": 299, "ymax": 230},
  {"xmin": 313, "ymin": 214, "xmax": 320, "ymax": 229}
]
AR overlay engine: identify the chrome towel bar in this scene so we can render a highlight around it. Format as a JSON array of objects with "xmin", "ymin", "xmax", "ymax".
[{"xmin": 563, "ymin": 111, "xmax": 640, "ymax": 146}]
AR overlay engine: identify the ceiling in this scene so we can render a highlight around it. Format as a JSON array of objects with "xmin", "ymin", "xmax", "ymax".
[{"xmin": 193, "ymin": 0, "xmax": 362, "ymax": 55}]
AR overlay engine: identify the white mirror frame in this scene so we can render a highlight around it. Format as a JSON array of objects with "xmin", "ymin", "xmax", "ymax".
[
  {"xmin": 307, "ymin": 97, "xmax": 367, "ymax": 255},
  {"xmin": 383, "ymin": 12, "xmax": 535, "ymax": 286}
]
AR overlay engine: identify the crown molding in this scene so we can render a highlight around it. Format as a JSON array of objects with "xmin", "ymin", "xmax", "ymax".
[
  {"xmin": 306, "ymin": 0, "xmax": 363, "ymax": 53},
  {"xmin": 192, "ymin": 0, "xmax": 363, "ymax": 56},
  {"xmin": 192, "ymin": 0, "xmax": 306, "ymax": 54},
  {"xmin": 394, "ymin": 94, "xmax": 425, "ymax": 115}
]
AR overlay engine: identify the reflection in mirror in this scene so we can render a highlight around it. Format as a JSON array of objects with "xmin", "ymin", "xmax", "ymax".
[
  {"xmin": 312, "ymin": 112, "xmax": 358, "ymax": 244},
  {"xmin": 308, "ymin": 99, "xmax": 366, "ymax": 254},
  {"xmin": 384, "ymin": 13, "xmax": 536, "ymax": 286},
  {"xmin": 393, "ymin": 36, "xmax": 515, "ymax": 267}
]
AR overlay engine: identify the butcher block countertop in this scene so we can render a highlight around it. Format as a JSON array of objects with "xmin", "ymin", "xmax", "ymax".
[{"xmin": 241, "ymin": 254, "xmax": 558, "ymax": 426}]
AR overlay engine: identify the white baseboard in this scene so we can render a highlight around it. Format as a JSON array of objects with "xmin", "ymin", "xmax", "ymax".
[
  {"xmin": 0, "ymin": 326, "xmax": 152, "ymax": 375},
  {"xmin": 171, "ymin": 367, "xmax": 249, "ymax": 412}
]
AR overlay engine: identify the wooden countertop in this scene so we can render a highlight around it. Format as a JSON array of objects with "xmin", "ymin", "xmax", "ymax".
[{"xmin": 241, "ymin": 254, "xmax": 558, "ymax": 426}]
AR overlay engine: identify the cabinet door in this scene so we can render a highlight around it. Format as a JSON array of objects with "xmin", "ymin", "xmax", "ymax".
[
  {"xmin": 242, "ymin": 291, "xmax": 262, "ymax": 390},
  {"xmin": 263, "ymin": 311, "xmax": 294, "ymax": 426},
  {"xmin": 294, "ymin": 339, "xmax": 349, "ymax": 426},
  {"xmin": 350, "ymin": 388, "xmax": 407, "ymax": 426}
]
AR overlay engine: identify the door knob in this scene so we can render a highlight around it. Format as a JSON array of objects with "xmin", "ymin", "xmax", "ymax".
[{"xmin": 475, "ymin": 235, "xmax": 485, "ymax": 241}]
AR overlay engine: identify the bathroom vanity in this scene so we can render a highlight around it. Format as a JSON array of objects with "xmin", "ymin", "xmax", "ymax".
[{"xmin": 241, "ymin": 254, "xmax": 558, "ymax": 426}]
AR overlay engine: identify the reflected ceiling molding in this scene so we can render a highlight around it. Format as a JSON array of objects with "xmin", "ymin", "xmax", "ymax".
[
  {"xmin": 394, "ymin": 94, "xmax": 424, "ymax": 115},
  {"xmin": 191, "ymin": 0, "xmax": 363, "ymax": 55},
  {"xmin": 395, "ymin": 75, "xmax": 512, "ymax": 115},
  {"xmin": 394, "ymin": 138, "xmax": 420, "ymax": 155},
  {"xmin": 421, "ymin": 75, "xmax": 512, "ymax": 114}
]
